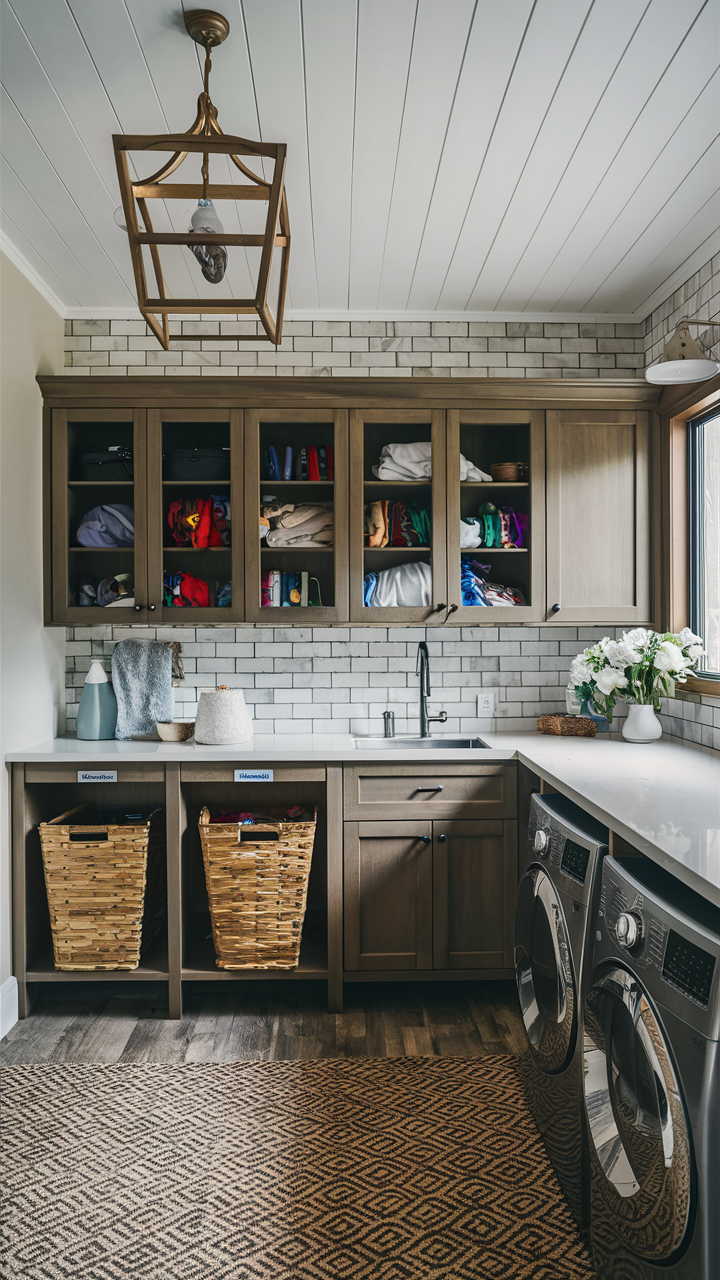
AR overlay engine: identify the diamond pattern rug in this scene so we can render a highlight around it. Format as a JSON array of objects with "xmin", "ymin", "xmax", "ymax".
[{"xmin": 1, "ymin": 1057, "xmax": 595, "ymax": 1279}]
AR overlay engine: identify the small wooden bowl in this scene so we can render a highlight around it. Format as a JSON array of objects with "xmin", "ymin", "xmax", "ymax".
[
  {"xmin": 156, "ymin": 720, "xmax": 195, "ymax": 742},
  {"xmin": 490, "ymin": 462, "xmax": 527, "ymax": 482}
]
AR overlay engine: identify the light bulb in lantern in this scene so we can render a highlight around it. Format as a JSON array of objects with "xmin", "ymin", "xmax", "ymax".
[{"xmin": 189, "ymin": 199, "xmax": 227, "ymax": 284}]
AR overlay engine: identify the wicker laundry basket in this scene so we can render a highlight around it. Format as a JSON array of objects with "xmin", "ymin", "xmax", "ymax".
[
  {"xmin": 38, "ymin": 805, "xmax": 165, "ymax": 971},
  {"xmin": 199, "ymin": 806, "xmax": 317, "ymax": 969}
]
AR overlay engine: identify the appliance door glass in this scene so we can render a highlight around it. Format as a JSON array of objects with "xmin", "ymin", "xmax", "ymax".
[
  {"xmin": 515, "ymin": 865, "xmax": 576, "ymax": 1073},
  {"xmin": 583, "ymin": 966, "xmax": 693, "ymax": 1259}
]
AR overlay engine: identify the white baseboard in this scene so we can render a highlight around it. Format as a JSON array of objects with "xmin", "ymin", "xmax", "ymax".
[{"xmin": 0, "ymin": 976, "xmax": 19, "ymax": 1040}]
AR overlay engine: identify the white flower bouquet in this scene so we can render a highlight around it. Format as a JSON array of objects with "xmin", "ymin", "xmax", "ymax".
[{"xmin": 570, "ymin": 628, "xmax": 704, "ymax": 722}]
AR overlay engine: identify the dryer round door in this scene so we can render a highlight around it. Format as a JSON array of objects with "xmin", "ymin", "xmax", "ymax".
[
  {"xmin": 583, "ymin": 966, "xmax": 693, "ymax": 1261},
  {"xmin": 514, "ymin": 865, "xmax": 576, "ymax": 1074}
]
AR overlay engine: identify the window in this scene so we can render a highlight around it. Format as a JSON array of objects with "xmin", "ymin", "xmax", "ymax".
[{"xmin": 689, "ymin": 410, "xmax": 720, "ymax": 678}]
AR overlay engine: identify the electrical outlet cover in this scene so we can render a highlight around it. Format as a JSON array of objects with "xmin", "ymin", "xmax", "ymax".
[{"xmin": 477, "ymin": 691, "xmax": 496, "ymax": 717}]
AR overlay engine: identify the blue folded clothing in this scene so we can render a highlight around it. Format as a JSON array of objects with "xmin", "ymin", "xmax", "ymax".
[{"xmin": 76, "ymin": 504, "xmax": 134, "ymax": 547}]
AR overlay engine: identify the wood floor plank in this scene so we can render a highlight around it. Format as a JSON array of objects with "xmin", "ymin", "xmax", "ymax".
[{"xmin": 1, "ymin": 982, "xmax": 527, "ymax": 1063}]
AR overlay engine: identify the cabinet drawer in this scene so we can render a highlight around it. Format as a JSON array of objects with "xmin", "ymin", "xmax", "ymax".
[
  {"xmin": 24, "ymin": 763, "xmax": 166, "ymax": 784},
  {"xmin": 179, "ymin": 763, "xmax": 326, "ymax": 783},
  {"xmin": 343, "ymin": 764, "xmax": 516, "ymax": 820}
]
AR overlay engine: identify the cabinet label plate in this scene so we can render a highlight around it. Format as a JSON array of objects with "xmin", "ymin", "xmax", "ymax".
[
  {"xmin": 78, "ymin": 770, "xmax": 117, "ymax": 783},
  {"xmin": 234, "ymin": 769, "xmax": 273, "ymax": 782}
]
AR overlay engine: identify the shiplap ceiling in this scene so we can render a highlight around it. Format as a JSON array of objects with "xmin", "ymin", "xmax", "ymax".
[{"xmin": 1, "ymin": 0, "xmax": 718, "ymax": 320}]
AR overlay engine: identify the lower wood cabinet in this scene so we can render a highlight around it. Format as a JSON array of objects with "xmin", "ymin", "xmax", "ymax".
[{"xmin": 343, "ymin": 818, "xmax": 517, "ymax": 973}]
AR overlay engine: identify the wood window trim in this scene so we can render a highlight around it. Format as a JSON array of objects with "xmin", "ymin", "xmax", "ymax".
[{"xmin": 658, "ymin": 374, "xmax": 720, "ymax": 692}]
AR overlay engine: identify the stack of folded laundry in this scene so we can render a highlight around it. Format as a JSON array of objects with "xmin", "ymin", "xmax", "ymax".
[
  {"xmin": 461, "ymin": 561, "xmax": 525, "ymax": 606},
  {"xmin": 372, "ymin": 442, "xmax": 492, "ymax": 482},
  {"xmin": 461, "ymin": 503, "xmax": 528, "ymax": 548},
  {"xmin": 363, "ymin": 561, "xmax": 432, "ymax": 607},
  {"xmin": 261, "ymin": 502, "xmax": 334, "ymax": 547},
  {"xmin": 364, "ymin": 501, "xmax": 431, "ymax": 547}
]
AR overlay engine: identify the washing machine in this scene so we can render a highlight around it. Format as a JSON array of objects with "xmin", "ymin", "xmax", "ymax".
[
  {"xmin": 514, "ymin": 791, "xmax": 609, "ymax": 1228},
  {"xmin": 584, "ymin": 855, "xmax": 720, "ymax": 1279}
]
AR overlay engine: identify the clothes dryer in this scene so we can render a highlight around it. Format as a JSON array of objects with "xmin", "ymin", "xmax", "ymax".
[
  {"xmin": 584, "ymin": 856, "xmax": 720, "ymax": 1279},
  {"xmin": 514, "ymin": 791, "xmax": 609, "ymax": 1228}
]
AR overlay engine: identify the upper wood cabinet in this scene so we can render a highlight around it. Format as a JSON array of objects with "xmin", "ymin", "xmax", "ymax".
[
  {"xmin": 244, "ymin": 408, "xmax": 349, "ymax": 623},
  {"xmin": 545, "ymin": 409, "xmax": 652, "ymax": 624},
  {"xmin": 42, "ymin": 379, "xmax": 658, "ymax": 627},
  {"xmin": 50, "ymin": 408, "xmax": 150, "ymax": 626}
]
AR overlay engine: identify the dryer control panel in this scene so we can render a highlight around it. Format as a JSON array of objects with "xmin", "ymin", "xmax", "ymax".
[
  {"xmin": 528, "ymin": 792, "xmax": 607, "ymax": 905},
  {"xmin": 597, "ymin": 856, "xmax": 720, "ymax": 1037}
]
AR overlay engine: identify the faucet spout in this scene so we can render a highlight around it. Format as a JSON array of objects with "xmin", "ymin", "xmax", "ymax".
[{"xmin": 416, "ymin": 641, "xmax": 447, "ymax": 738}]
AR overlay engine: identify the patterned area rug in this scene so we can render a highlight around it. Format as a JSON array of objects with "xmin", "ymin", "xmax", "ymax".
[{"xmin": 1, "ymin": 1057, "xmax": 595, "ymax": 1280}]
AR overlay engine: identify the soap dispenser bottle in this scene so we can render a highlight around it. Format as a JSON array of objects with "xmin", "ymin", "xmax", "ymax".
[{"xmin": 76, "ymin": 660, "xmax": 118, "ymax": 740}]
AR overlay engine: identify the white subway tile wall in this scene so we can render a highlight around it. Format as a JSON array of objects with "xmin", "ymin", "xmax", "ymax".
[
  {"xmin": 64, "ymin": 625, "xmax": 720, "ymax": 750},
  {"xmin": 63, "ymin": 252, "xmax": 718, "ymax": 376}
]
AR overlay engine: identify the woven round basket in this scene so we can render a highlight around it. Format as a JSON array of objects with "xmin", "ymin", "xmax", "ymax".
[{"xmin": 490, "ymin": 461, "xmax": 528, "ymax": 482}]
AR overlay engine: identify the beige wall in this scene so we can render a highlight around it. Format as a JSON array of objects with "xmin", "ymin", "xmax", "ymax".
[{"xmin": 0, "ymin": 253, "xmax": 65, "ymax": 994}]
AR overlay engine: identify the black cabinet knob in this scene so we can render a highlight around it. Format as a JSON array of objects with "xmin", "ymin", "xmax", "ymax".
[
  {"xmin": 421, "ymin": 836, "xmax": 431, "ymax": 845},
  {"xmin": 448, "ymin": 604, "xmax": 458, "ymax": 614},
  {"xmin": 437, "ymin": 833, "xmax": 447, "ymax": 843},
  {"xmin": 134, "ymin": 604, "xmax": 142, "ymax": 612},
  {"xmin": 551, "ymin": 603, "xmax": 561, "ymax": 613},
  {"xmin": 149, "ymin": 604, "xmax": 156, "ymax": 612},
  {"xmin": 435, "ymin": 603, "xmax": 446, "ymax": 612}
]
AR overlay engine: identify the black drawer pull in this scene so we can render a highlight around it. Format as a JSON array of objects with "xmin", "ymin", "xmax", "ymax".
[
  {"xmin": 414, "ymin": 785, "xmax": 443, "ymax": 793},
  {"xmin": 437, "ymin": 833, "xmax": 447, "ymax": 843},
  {"xmin": 420, "ymin": 836, "xmax": 431, "ymax": 845}
]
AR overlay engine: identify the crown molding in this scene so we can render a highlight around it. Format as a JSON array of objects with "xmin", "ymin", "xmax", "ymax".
[{"xmin": 0, "ymin": 235, "xmax": 67, "ymax": 318}]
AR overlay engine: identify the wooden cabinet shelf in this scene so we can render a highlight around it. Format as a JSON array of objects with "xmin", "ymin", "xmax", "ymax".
[{"xmin": 43, "ymin": 380, "xmax": 654, "ymax": 628}]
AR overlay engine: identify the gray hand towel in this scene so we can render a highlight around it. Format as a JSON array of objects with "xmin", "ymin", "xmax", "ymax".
[{"xmin": 111, "ymin": 640, "xmax": 173, "ymax": 739}]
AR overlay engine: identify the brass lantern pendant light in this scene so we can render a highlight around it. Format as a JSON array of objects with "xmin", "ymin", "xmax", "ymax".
[{"xmin": 113, "ymin": 9, "xmax": 289, "ymax": 349}]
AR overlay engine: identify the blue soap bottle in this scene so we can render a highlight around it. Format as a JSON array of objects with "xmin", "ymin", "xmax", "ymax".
[{"xmin": 76, "ymin": 660, "xmax": 118, "ymax": 740}]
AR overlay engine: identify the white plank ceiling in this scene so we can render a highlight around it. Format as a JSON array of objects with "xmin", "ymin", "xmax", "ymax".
[{"xmin": 1, "ymin": 0, "xmax": 718, "ymax": 319}]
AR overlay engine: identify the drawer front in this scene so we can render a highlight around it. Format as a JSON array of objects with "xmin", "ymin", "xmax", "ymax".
[
  {"xmin": 24, "ymin": 763, "xmax": 166, "ymax": 783},
  {"xmin": 343, "ymin": 764, "xmax": 516, "ymax": 820},
  {"xmin": 179, "ymin": 763, "xmax": 326, "ymax": 783}
]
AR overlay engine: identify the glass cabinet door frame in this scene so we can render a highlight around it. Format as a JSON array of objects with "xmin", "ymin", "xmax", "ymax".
[
  {"xmin": 244, "ymin": 407, "xmax": 349, "ymax": 623},
  {"xmin": 147, "ymin": 408, "xmax": 244, "ymax": 624},
  {"xmin": 445, "ymin": 409, "xmax": 545, "ymax": 624},
  {"xmin": 349, "ymin": 408, "xmax": 448, "ymax": 625},
  {"xmin": 50, "ymin": 407, "xmax": 149, "ymax": 626}
]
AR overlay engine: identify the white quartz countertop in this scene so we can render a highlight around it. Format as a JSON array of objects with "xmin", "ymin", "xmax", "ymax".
[{"xmin": 7, "ymin": 731, "xmax": 720, "ymax": 907}]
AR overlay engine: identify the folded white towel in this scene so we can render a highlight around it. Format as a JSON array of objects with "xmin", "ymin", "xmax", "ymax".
[
  {"xmin": 460, "ymin": 518, "xmax": 483, "ymax": 548},
  {"xmin": 372, "ymin": 441, "xmax": 492, "ymax": 482},
  {"xmin": 370, "ymin": 560, "xmax": 432, "ymax": 607}
]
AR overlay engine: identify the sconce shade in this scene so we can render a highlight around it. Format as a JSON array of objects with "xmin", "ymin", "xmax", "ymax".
[
  {"xmin": 645, "ymin": 319, "xmax": 720, "ymax": 385},
  {"xmin": 112, "ymin": 12, "xmax": 289, "ymax": 350}
]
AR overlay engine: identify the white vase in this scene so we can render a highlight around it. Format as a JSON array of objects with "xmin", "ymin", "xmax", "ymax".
[{"xmin": 622, "ymin": 703, "xmax": 662, "ymax": 743}]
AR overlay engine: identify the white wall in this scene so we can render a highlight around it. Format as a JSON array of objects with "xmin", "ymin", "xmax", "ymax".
[{"xmin": 0, "ymin": 253, "xmax": 65, "ymax": 1027}]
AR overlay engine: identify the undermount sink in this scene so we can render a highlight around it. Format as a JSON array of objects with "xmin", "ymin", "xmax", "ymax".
[{"xmin": 352, "ymin": 735, "xmax": 488, "ymax": 750}]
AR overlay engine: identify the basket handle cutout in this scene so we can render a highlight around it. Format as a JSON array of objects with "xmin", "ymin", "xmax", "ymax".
[
  {"xmin": 69, "ymin": 831, "xmax": 109, "ymax": 842},
  {"xmin": 237, "ymin": 826, "xmax": 280, "ymax": 841}
]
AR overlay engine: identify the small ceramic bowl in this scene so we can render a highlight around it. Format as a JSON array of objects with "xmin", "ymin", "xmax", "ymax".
[{"xmin": 156, "ymin": 720, "xmax": 195, "ymax": 742}]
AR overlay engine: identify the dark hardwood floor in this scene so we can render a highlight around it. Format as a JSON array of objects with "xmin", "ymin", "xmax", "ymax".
[{"xmin": 0, "ymin": 981, "xmax": 526, "ymax": 1064}]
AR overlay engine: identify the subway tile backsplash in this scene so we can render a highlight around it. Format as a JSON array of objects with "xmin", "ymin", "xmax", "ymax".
[{"xmin": 64, "ymin": 624, "xmax": 720, "ymax": 751}]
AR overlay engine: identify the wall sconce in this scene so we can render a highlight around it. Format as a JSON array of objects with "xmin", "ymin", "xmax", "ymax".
[
  {"xmin": 645, "ymin": 318, "xmax": 720, "ymax": 385},
  {"xmin": 113, "ymin": 9, "xmax": 289, "ymax": 350}
]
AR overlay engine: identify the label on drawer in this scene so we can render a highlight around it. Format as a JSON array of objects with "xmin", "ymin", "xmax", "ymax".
[
  {"xmin": 78, "ymin": 770, "xmax": 117, "ymax": 783},
  {"xmin": 235, "ymin": 769, "xmax": 273, "ymax": 782}
]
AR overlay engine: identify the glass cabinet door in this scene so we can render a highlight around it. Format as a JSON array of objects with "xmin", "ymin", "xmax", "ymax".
[
  {"xmin": 51, "ymin": 409, "xmax": 148, "ymax": 625},
  {"xmin": 445, "ymin": 410, "xmax": 544, "ymax": 623},
  {"xmin": 349, "ymin": 410, "xmax": 447, "ymax": 623},
  {"xmin": 244, "ymin": 409, "xmax": 349, "ymax": 622},
  {"xmin": 147, "ymin": 409, "xmax": 243, "ymax": 623}
]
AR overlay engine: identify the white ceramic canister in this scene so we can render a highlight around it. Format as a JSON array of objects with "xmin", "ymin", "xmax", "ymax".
[{"xmin": 194, "ymin": 685, "xmax": 253, "ymax": 745}]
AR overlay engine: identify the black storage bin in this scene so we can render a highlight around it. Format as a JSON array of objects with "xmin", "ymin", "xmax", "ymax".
[
  {"xmin": 164, "ymin": 447, "xmax": 231, "ymax": 481},
  {"xmin": 73, "ymin": 448, "xmax": 134, "ymax": 481}
]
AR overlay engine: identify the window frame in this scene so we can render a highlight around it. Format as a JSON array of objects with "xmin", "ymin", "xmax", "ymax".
[
  {"xmin": 660, "ymin": 375, "xmax": 720, "ymax": 696},
  {"xmin": 688, "ymin": 407, "xmax": 720, "ymax": 682}
]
